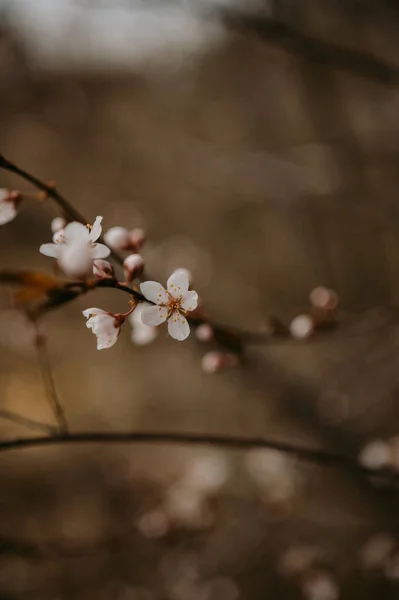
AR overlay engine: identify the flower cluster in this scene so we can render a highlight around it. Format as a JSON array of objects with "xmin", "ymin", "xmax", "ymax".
[
  {"xmin": 40, "ymin": 216, "xmax": 110, "ymax": 278},
  {"xmin": 0, "ymin": 198, "xmax": 210, "ymax": 353}
]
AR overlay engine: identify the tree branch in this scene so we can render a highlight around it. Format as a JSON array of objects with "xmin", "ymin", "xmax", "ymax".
[
  {"xmin": 0, "ymin": 430, "xmax": 397, "ymax": 486},
  {"xmin": 223, "ymin": 12, "xmax": 399, "ymax": 84}
]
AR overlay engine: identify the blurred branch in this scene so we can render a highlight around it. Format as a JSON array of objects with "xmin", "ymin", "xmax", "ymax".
[
  {"xmin": 0, "ymin": 430, "xmax": 397, "ymax": 486},
  {"xmin": 0, "ymin": 410, "xmax": 58, "ymax": 434},
  {"xmin": 223, "ymin": 12, "xmax": 399, "ymax": 84},
  {"xmin": 34, "ymin": 329, "xmax": 68, "ymax": 434}
]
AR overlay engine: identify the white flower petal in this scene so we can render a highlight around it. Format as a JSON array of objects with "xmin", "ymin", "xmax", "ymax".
[
  {"xmin": 89, "ymin": 313, "xmax": 120, "ymax": 350},
  {"xmin": 131, "ymin": 324, "xmax": 158, "ymax": 346},
  {"xmin": 0, "ymin": 199, "xmax": 17, "ymax": 225},
  {"xmin": 140, "ymin": 281, "xmax": 168, "ymax": 305},
  {"xmin": 39, "ymin": 243, "xmax": 60, "ymax": 258},
  {"xmin": 167, "ymin": 312, "xmax": 190, "ymax": 341},
  {"xmin": 141, "ymin": 305, "xmax": 168, "ymax": 326},
  {"xmin": 180, "ymin": 290, "xmax": 198, "ymax": 312},
  {"xmin": 83, "ymin": 308, "xmax": 106, "ymax": 319},
  {"xmin": 58, "ymin": 242, "xmax": 93, "ymax": 278},
  {"xmin": 167, "ymin": 271, "xmax": 189, "ymax": 298},
  {"xmin": 89, "ymin": 216, "xmax": 103, "ymax": 242},
  {"xmin": 64, "ymin": 221, "xmax": 89, "ymax": 244},
  {"xmin": 91, "ymin": 243, "xmax": 111, "ymax": 259}
]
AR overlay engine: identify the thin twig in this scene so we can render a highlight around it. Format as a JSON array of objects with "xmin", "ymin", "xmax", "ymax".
[
  {"xmin": 34, "ymin": 330, "xmax": 68, "ymax": 434},
  {"xmin": 0, "ymin": 430, "xmax": 397, "ymax": 485},
  {"xmin": 0, "ymin": 410, "xmax": 58, "ymax": 434}
]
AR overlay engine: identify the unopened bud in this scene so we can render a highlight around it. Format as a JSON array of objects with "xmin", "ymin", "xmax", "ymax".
[
  {"xmin": 123, "ymin": 253, "xmax": 144, "ymax": 282},
  {"xmin": 129, "ymin": 227, "xmax": 146, "ymax": 250},
  {"xmin": 104, "ymin": 226, "xmax": 131, "ymax": 251},
  {"xmin": 51, "ymin": 216, "xmax": 67, "ymax": 233},
  {"xmin": 93, "ymin": 259, "xmax": 114, "ymax": 279},
  {"xmin": 195, "ymin": 323, "xmax": 214, "ymax": 342},
  {"xmin": 359, "ymin": 439, "xmax": 391, "ymax": 470},
  {"xmin": 309, "ymin": 286, "xmax": 339, "ymax": 311},
  {"xmin": 290, "ymin": 315, "xmax": 314, "ymax": 340},
  {"xmin": 0, "ymin": 189, "xmax": 21, "ymax": 225},
  {"xmin": 201, "ymin": 351, "xmax": 238, "ymax": 373}
]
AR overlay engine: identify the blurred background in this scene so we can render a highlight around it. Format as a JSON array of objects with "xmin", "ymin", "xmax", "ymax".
[{"xmin": 2, "ymin": 0, "xmax": 399, "ymax": 598}]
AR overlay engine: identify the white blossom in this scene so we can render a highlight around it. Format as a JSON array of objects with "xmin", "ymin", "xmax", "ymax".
[
  {"xmin": 140, "ymin": 271, "xmax": 198, "ymax": 341},
  {"xmin": 0, "ymin": 189, "xmax": 20, "ymax": 225},
  {"xmin": 82, "ymin": 308, "xmax": 122, "ymax": 350},
  {"xmin": 40, "ymin": 216, "xmax": 110, "ymax": 278},
  {"xmin": 128, "ymin": 302, "xmax": 158, "ymax": 346}
]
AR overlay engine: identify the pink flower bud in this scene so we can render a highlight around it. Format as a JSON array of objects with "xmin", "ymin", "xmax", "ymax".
[
  {"xmin": 195, "ymin": 323, "xmax": 214, "ymax": 342},
  {"xmin": 309, "ymin": 286, "xmax": 339, "ymax": 310},
  {"xmin": 123, "ymin": 253, "xmax": 144, "ymax": 282},
  {"xmin": 93, "ymin": 259, "xmax": 115, "ymax": 279},
  {"xmin": 290, "ymin": 315, "xmax": 314, "ymax": 340},
  {"xmin": 103, "ymin": 226, "xmax": 131, "ymax": 251},
  {"xmin": 129, "ymin": 227, "xmax": 146, "ymax": 250},
  {"xmin": 51, "ymin": 216, "xmax": 67, "ymax": 233},
  {"xmin": 201, "ymin": 351, "xmax": 238, "ymax": 373}
]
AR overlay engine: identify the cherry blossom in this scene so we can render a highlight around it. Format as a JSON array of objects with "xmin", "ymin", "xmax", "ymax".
[
  {"xmin": 140, "ymin": 271, "xmax": 198, "ymax": 341},
  {"xmin": 128, "ymin": 302, "xmax": 158, "ymax": 346},
  {"xmin": 0, "ymin": 189, "xmax": 20, "ymax": 225},
  {"xmin": 82, "ymin": 308, "xmax": 122, "ymax": 350},
  {"xmin": 40, "ymin": 216, "xmax": 110, "ymax": 277}
]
